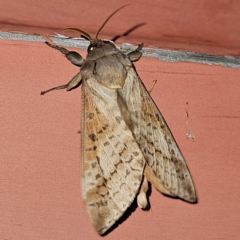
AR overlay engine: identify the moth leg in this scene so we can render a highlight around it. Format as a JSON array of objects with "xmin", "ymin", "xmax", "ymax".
[
  {"xmin": 148, "ymin": 80, "xmax": 157, "ymax": 93},
  {"xmin": 45, "ymin": 41, "xmax": 85, "ymax": 66},
  {"xmin": 40, "ymin": 71, "xmax": 82, "ymax": 95},
  {"xmin": 137, "ymin": 174, "xmax": 149, "ymax": 209},
  {"xmin": 128, "ymin": 43, "xmax": 144, "ymax": 62}
]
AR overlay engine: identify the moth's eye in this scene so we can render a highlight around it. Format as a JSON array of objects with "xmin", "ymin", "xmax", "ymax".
[{"xmin": 87, "ymin": 45, "xmax": 95, "ymax": 52}]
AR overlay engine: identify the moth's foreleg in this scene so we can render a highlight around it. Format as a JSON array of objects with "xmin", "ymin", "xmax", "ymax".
[
  {"xmin": 128, "ymin": 43, "xmax": 144, "ymax": 62},
  {"xmin": 45, "ymin": 42, "xmax": 85, "ymax": 66},
  {"xmin": 41, "ymin": 72, "xmax": 82, "ymax": 95}
]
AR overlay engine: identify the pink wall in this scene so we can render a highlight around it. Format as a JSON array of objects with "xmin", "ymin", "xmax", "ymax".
[{"xmin": 1, "ymin": 1, "xmax": 240, "ymax": 239}]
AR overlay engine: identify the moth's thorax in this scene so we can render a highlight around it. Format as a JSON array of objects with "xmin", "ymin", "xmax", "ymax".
[{"xmin": 81, "ymin": 39, "xmax": 132, "ymax": 89}]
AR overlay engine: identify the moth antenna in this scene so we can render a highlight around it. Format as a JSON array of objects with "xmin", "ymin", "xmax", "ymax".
[
  {"xmin": 95, "ymin": 4, "xmax": 130, "ymax": 39},
  {"xmin": 62, "ymin": 28, "xmax": 92, "ymax": 41},
  {"xmin": 80, "ymin": 34, "xmax": 91, "ymax": 41}
]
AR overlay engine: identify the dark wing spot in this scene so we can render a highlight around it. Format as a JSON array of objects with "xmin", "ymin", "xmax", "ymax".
[
  {"xmin": 133, "ymin": 152, "xmax": 139, "ymax": 156},
  {"xmin": 103, "ymin": 141, "xmax": 110, "ymax": 146},
  {"xmin": 88, "ymin": 113, "xmax": 94, "ymax": 119},
  {"xmin": 95, "ymin": 174, "xmax": 101, "ymax": 179},
  {"xmin": 91, "ymin": 162, "xmax": 97, "ymax": 168},
  {"xmin": 115, "ymin": 116, "xmax": 122, "ymax": 124},
  {"xmin": 109, "ymin": 135, "xmax": 114, "ymax": 140},
  {"xmin": 88, "ymin": 134, "xmax": 98, "ymax": 142},
  {"xmin": 102, "ymin": 124, "xmax": 109, "ymax": 130},
  {"xmin": 95, "ymin": 107, "xmax": 101, "ymax": 114}
]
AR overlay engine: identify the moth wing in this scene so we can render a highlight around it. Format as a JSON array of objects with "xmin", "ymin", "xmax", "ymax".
[
  {"xmin": 81, "ymin": 77, "xmax": 145, "ymax": 234},
  {"xmin": 119, "ymin": 68, "xmax": 196, "ymax": 202}
]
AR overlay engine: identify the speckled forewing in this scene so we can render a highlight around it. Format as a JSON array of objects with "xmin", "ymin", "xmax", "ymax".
[
  {"xmin": 81, "ymin": 77, "xmax": 145, "ymax": 235},
  {"xmin": 119, "ymin": 68, "xmax": 196, "ymax": 202}
]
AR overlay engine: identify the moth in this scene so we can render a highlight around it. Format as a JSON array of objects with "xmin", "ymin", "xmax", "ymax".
[{"xmin": 41, "ymin": 5, "xmax": 197, "ymax": 235}]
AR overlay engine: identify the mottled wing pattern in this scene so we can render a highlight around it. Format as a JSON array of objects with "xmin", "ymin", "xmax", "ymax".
[
  {"xmin": 81, "ymin": 77, "xmax": 145, "ymax": 234},
  {"xmin": 119, "ymin": 68, "xmax": 196, "ymax": 202}
]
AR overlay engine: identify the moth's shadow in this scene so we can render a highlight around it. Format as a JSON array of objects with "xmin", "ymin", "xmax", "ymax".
[
  {"xmin": 111, "ymin": 23, "xmax": 146, "ymax": 42},
  {"xmin": 102, "ymin": 182, "xmax": 152, "ymax": 236}
]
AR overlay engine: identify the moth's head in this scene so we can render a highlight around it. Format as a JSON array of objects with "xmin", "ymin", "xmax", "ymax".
[
  {"xmin": 63, "ymin": 5, "xmax": 129, "ymax": 59},
  {"xmin": 86, "ymin": 39, "xmax": 117, "ymax": 60}
]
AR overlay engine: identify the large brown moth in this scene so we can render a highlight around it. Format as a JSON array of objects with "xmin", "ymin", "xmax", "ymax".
[{"xmin": 41, "ymin": 5, "xmax": 197, "ymax": 235}]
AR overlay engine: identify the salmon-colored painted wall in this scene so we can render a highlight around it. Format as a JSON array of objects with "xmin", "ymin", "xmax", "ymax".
[
  {"xmin": 2, "ymin": 39, "xmax": 240, "ymax": 240},
  {"xmin": 1, "ymin": 1, "xmax": 240, "ymax": 239}
]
